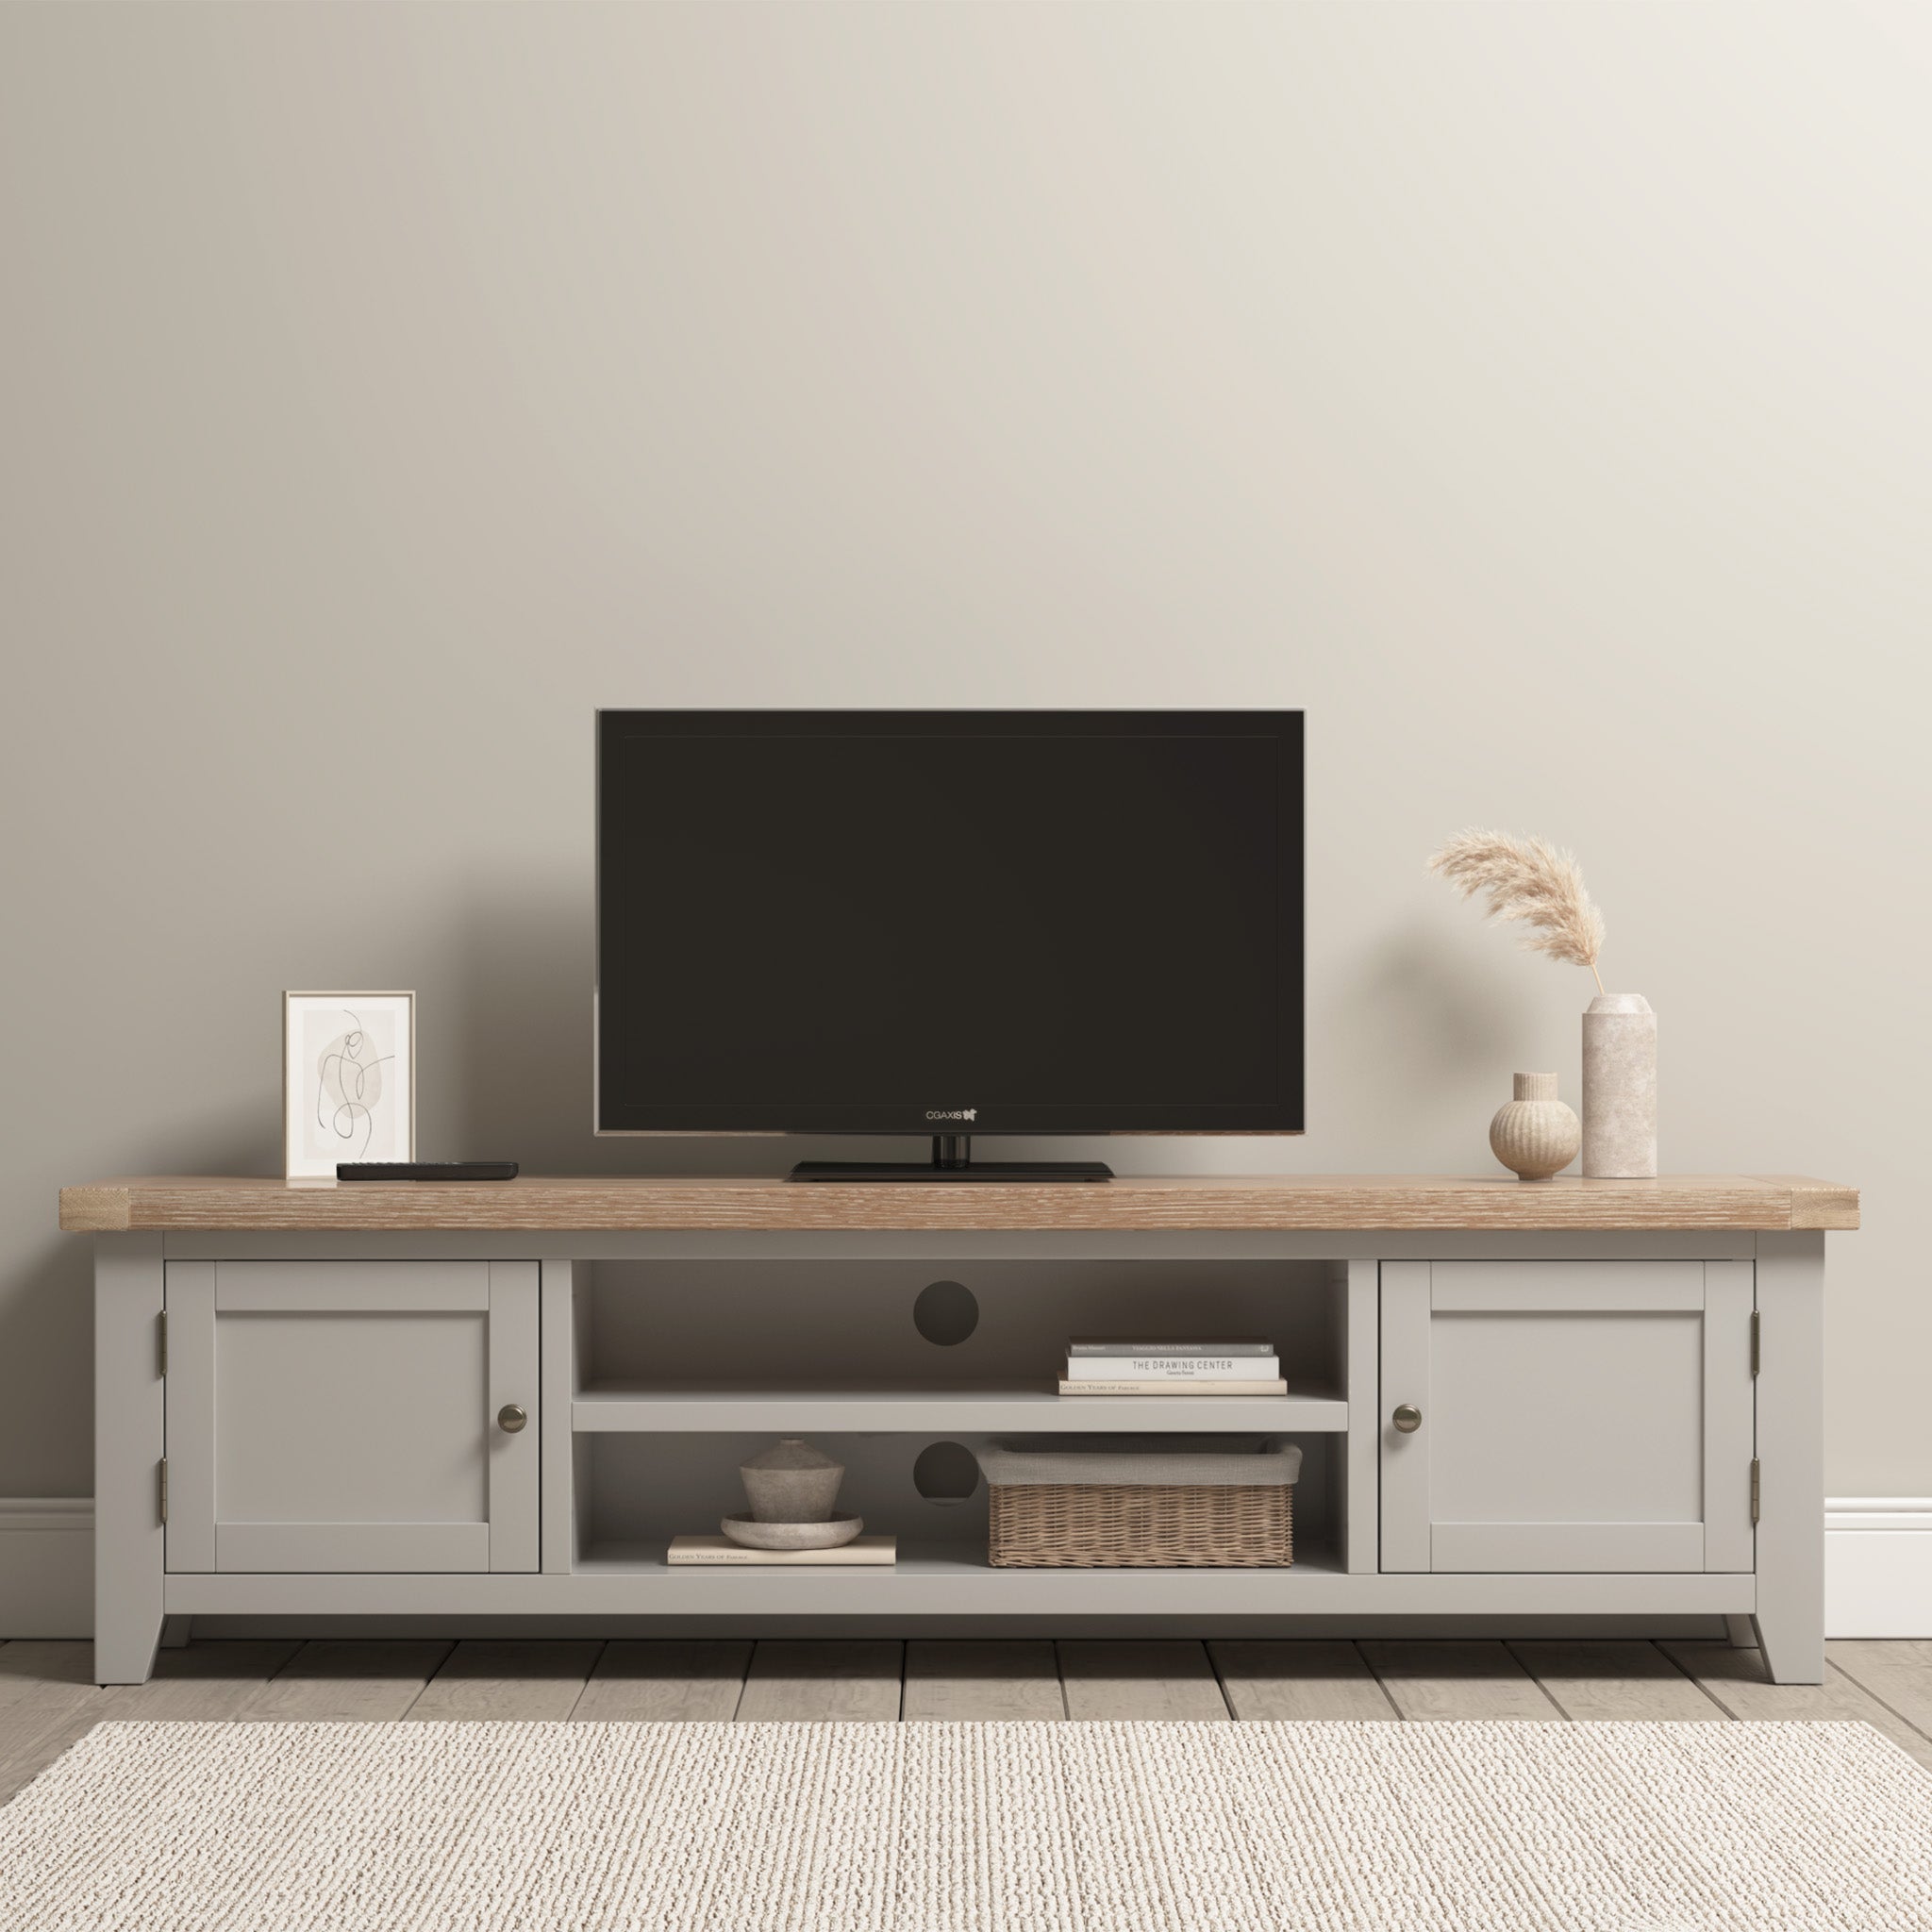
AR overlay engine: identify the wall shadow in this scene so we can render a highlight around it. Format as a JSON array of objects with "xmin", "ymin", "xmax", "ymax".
[{"xmin": 1326, "ymin": 922, "xmax": 1520, "ymax": 1092}]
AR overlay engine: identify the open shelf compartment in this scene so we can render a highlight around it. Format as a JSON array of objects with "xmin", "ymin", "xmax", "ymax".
[
  {"xmin": 571, "ymin": 1428, "xmax": 1342, "ymax": 1583},
  {"xmin": 570, "ymin": 1256, "xmax": 1349, "ymax": 1432}
]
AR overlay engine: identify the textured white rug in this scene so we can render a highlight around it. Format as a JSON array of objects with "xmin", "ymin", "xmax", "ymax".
[{"xmin": 3, "ymin": 1720, "xmax": 1928, "ymax": 1930}]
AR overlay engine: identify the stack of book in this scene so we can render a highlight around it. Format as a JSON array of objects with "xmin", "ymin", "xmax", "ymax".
[{"xmin": 1058, "ymin": 1337, "xmax": 1285, "ymax": 1397}]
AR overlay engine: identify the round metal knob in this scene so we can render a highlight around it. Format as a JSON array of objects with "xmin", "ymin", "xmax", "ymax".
[
  {"xmin": 497, "ymin": 1403, "xmax": 528, "ymax": 1435},
  {"xmin": 1391, "ymin": 1404, "xmax": 1423, "ymax": 1434}
]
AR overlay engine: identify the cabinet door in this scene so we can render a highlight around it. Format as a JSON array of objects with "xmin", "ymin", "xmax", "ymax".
[
  {"xmin": 164, "ymin": 1261, "xmax": 539, "ymax": 1574},
  {"xmin": 1380, "ymin": 1261, "xmax": 1754, "ymax": 1574}
]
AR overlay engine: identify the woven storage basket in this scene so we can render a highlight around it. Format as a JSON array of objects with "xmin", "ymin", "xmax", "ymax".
[{"xmin": 978, "ymin": 1438, "xmax": 1300, "ymax": 1569}]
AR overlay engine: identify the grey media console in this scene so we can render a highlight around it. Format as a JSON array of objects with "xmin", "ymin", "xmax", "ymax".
[{"xmin": 60, "ymin": 1174, "xmax": 1859, "ymax": 1686}]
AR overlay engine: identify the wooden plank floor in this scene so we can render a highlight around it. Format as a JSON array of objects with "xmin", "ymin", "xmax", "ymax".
[{"xmin": 7, "ymin": 1636, "xmax": 1932, "ymax": 1803}]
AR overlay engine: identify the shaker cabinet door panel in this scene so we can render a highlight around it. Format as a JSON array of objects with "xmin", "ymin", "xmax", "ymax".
[
  {"xmin": 164, "ymin": 1260, "xmax": 539, "ymax": 1574},
  {"xmin": 1379, "ymin": 1261, "xmax": 1753, "ymax": 1574}
]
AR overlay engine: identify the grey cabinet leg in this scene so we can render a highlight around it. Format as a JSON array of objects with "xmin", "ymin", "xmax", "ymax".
[
  {"xmin": 1751, "ymin": 1234, "xmax": 1825, "ymax": 1685},
  {"xmin": 96, "ymin": 1614, "xmax": 164, "ymax": 1687},
  {"xmin": 159, "ymin": 1616, "xmax": 192, "ymax": 1649},
  {"xmin": 1724, "ymin": 1614, "xmax": 1756, "ymax": 1649},
  {"xmin": 95, "ymin": 1236, "xmax": 166, "ymax": 1686}
]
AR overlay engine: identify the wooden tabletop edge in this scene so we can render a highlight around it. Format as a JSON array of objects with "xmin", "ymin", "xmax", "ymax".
[
  {"xmin": 58, "ymin": 1173, "xmax": 1862, "ymax": 1234},
  {"xmin": 1745, "ymin": 1174, "xmax": 1862, "ymax": 1231},
  {"xmin": 57, "ymin": 1186, "xmax": 132, "ymax": 1232}
]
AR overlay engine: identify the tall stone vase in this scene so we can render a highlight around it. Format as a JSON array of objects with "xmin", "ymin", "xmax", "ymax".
[{"xmin": 1582, "ymin": 993, "xmax": 1657, "ymax": 1177}]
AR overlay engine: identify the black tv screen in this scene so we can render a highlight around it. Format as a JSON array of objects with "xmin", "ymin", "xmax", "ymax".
[{"xmin": 595, "ymin": 710, "xmax": 1303, "ymax": 1137}]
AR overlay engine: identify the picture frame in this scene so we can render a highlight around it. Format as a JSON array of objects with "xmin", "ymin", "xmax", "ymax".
[{"xmin": 283, "ymin": 991, "xmax": 416, "ymax": 1180}]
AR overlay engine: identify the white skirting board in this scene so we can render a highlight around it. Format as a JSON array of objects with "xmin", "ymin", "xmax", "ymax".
[
  {"xmin": 0, "ymin": 1499, "xmax": 93, "ymax": 1639},
  {"xmin": 6, "ymin": 1497, "xmax": 1925, "ymax": 1640},
  {"xmin": 1825, "ymin": 1498, "xmax": 1932, "ymax": 1639}
]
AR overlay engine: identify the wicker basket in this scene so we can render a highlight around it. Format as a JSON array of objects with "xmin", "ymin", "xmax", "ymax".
[{"xmin": 979, "ymin": 1438, "xmax": 1299, "ymax": 1569}]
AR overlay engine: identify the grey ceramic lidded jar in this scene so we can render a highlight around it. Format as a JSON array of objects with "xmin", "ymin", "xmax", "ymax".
[
  {"xmin": 741, "ymin": 1439, "xmax": 844, "ymax": 1524},
  {"xmin": 1582, "ymin": 993, "xmax": 1657, "ymax": 1177}
]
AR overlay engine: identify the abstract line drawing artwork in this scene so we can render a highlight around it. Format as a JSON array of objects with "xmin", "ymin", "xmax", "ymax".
[
  {"xmin": 315, "ymin": 1012, "xmax": 391, "ymax": 1158},
  {"xmin": 284, "ymin": 991, "xmax": 415, "ymax": 1179}
]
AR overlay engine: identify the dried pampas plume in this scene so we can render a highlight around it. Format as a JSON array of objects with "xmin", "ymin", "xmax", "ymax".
[{"xmin": 1428, "ymin": 829, "xmax": 1607, "ymax": 995}]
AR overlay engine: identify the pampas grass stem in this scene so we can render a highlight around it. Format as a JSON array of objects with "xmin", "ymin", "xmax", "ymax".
[{"xmin": 1428, "ymin": 829, "xmax": 1608, "ymax": 991}]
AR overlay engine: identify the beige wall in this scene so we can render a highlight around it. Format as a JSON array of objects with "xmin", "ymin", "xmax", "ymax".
[{"xmin": 3, "ymin": 4, "xmax": 1926, "ymax": 1498}]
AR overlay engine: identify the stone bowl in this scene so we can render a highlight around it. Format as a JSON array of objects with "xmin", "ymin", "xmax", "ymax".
[{"xmin": 720, "ymin": 1513, "xmax": 863, "ymax": 1552}]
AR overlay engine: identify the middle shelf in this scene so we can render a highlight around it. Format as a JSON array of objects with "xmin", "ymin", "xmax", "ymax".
[{"xmin": 573, "ymin": 1383, "xmax": 1349, "ymax": 1434}]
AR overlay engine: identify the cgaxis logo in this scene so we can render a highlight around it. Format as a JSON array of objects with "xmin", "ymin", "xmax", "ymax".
[{"xmin": 924, "ymin": 1108, "xmax": 977, "ymax": 1123}]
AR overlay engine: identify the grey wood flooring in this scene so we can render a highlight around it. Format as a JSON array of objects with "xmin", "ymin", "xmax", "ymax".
[{"xmin": 5, "ymin": 1636, "xmax": 1932, "ymax": 1804}]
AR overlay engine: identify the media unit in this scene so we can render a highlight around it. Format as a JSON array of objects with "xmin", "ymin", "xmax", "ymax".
[{"xmin": 64, "ymin": 1172, "xmax": 1856, "ymax": 1686}]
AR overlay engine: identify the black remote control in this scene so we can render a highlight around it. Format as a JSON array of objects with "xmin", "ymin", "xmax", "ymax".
[{"xmin": 337, "ymin": 1162, "xmax": 520, "ymax": 1182}]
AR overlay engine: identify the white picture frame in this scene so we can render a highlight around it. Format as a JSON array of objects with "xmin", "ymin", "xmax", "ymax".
[{"xmin": 283, "ymin": 991, "xmax": 416, "ymax": 1180}]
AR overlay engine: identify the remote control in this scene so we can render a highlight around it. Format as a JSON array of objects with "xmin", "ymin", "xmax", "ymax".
[{"xmin": 337, "ymin": 1162, "xmax": 520, "ymax": 1182}]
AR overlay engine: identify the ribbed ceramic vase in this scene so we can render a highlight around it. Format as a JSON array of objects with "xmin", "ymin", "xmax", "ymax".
[
  {"xmin": 1582, "ymin": 993, "xmax": 1657, "ymax": 1177},
  {"xmin": 1489, "ymin": 1072, "xmax": 1582, "ymax": 1181}
]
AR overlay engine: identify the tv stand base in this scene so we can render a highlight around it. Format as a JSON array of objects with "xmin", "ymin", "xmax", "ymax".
[
  {"xmin": 790, "ymin": 1159, "xmax": 1114, "ymax": 1182},
  {"xmin": 791, "ymin": 1134, "xmax": 1113, "ymax": 1182}
]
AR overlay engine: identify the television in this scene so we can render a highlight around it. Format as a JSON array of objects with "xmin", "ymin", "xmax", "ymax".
[{"xmin": 595, "ymin": 709, "xmax": 1304, "ymax": 1179}]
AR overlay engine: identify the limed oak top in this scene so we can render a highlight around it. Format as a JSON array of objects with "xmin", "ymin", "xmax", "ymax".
[{"xmin": 58, "ymin": 1174, "xmax": 1859, "ymax": 1233}]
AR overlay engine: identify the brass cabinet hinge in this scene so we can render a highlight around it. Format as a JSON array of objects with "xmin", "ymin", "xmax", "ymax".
[
  {"xmin": 158, "ymin": 1309, "xmax": 167, "ymax": 1377},
  {"xmin": 158, "ymin": 1457, "xmax": 169, "ymax": 1526},
  {"xmin": 1749, "ymin": 1310, "xmax": 1759, "ymax": 1377},
  {"xmin": 1750, "ymin": 1457, "xmax": 1761, "ymax": 1525}
]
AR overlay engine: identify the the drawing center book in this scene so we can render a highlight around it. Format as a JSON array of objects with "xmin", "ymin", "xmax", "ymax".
[{"xmin": 1064, "ymin": 1354, "xmax": 1280, "ymax": 1380}]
